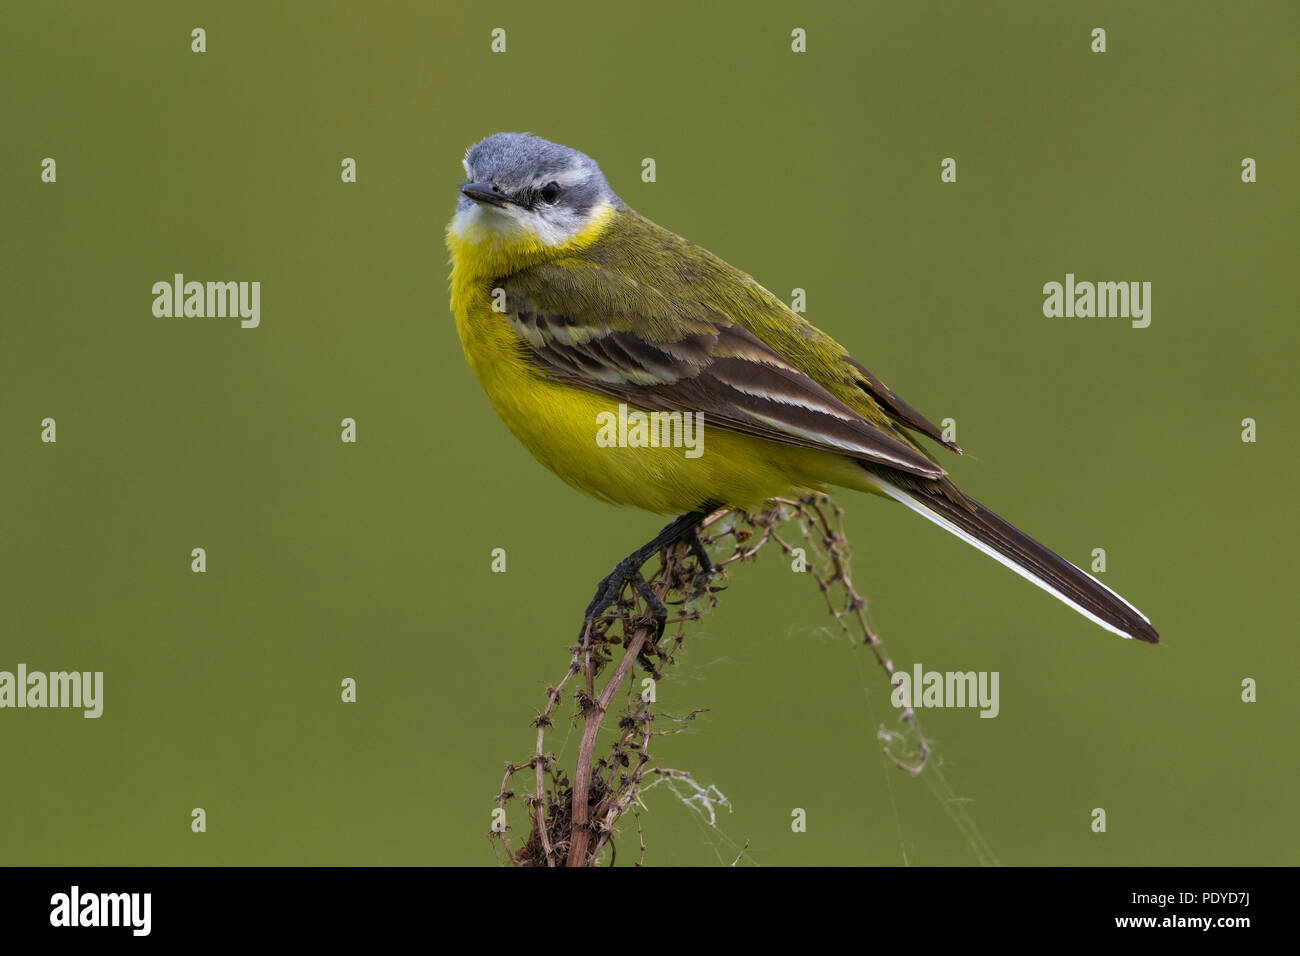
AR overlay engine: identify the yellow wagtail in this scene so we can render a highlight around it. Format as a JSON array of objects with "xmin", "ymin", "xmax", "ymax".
[{"xmin": 447, "ymin": 132, "xmax": 1157, "ymax": 644}]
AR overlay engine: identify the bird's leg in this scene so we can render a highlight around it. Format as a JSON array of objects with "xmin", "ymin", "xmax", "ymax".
[
  {"xmin": 683, "ymin": 525, "xmax": 718, "ymax": 578},
  {"xmin": 629, "ymin": 573, "xmax": 668, "ymax": 640},
  {"xmin": 579, "ymin": 509, "xmax": 714, "ymax": 645}
]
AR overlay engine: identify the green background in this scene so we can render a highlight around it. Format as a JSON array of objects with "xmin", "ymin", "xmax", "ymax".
[{"xmin": 2, "ymin": 1, "xmax": 1296, "ymax": 866}]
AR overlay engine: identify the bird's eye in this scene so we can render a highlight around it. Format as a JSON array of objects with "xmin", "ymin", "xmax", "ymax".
[{"xmin": 539, "ymin": 181, "xmax": 561, "ymax": 204}]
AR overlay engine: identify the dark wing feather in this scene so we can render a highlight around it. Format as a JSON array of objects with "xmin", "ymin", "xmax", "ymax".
[
  {"xmin": 843, "ymin": 357, "xmax": 962, "ymax": 453},
  {"xmin": 502, "ymin": 267, "xmax": 946, "ymax": 479}
]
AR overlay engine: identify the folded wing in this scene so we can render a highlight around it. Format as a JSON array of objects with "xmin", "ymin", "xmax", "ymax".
[{"xmin": 502, "ymin": 263, "xmax": 946, "ymax": 479}]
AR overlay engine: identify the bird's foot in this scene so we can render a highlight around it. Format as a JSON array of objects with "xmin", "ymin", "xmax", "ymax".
[{"xmin": 577, "ymin": 509, "xmax": 715, "ymax": 647}]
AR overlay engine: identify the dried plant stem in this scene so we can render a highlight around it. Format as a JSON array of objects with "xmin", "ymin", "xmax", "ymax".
[
  {"xmin": 491, "ymin": 493, "xmax": 930, "ymax": 866},
  {"xmin": 568, "ymin": 624, "xmax": 650, "ymax": 866}
]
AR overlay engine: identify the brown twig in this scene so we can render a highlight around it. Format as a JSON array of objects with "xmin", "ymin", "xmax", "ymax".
[
  {"xmin": 490, "ymin": 493, "xmax": 930, "ymax": 865},
  {"xmin": 567, "ymin": 623, "xmax": 650, "ymax": 865}
]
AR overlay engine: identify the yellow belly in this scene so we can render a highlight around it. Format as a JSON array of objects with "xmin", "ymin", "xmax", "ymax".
[{"xmin": 453, "ymin": 287, "xmax": 871, "ymax": 515}]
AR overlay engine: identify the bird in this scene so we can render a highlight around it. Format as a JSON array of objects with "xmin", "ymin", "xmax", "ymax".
[{"xmin": 446, "ymin": 132, "xmax": 1158, "ymax": 645}]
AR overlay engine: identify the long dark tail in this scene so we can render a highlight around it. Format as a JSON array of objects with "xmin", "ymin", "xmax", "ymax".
[{"xmin": 873, "ymin": 476, "xmax": 1158, "ymax": 643}]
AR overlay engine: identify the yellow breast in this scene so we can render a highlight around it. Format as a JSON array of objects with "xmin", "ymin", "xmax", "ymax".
[{"xmin": 446, "ymin": 209, "xmax": 866, "ymax": 514}]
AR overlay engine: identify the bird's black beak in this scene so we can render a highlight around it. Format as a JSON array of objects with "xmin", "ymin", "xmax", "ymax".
[{"xmin": 461, "ymin": 181, "xmax": 510, "ymax": 208}]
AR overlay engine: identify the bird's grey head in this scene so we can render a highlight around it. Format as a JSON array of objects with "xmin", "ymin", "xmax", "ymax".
[{"xmin": 451, "ymin": 132, "xmax": 622, "ymax": 247}]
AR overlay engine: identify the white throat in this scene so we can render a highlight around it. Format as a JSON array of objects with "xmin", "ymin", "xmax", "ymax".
[{"xmin": 450, "ymin": 200, "xmax": 608, "ymax": 248}]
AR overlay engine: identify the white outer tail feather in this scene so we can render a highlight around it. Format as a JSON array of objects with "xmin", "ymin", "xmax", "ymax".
[{"xmin": 873, "ymin": 477, "xmax": 1153, "ymax": 641}]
